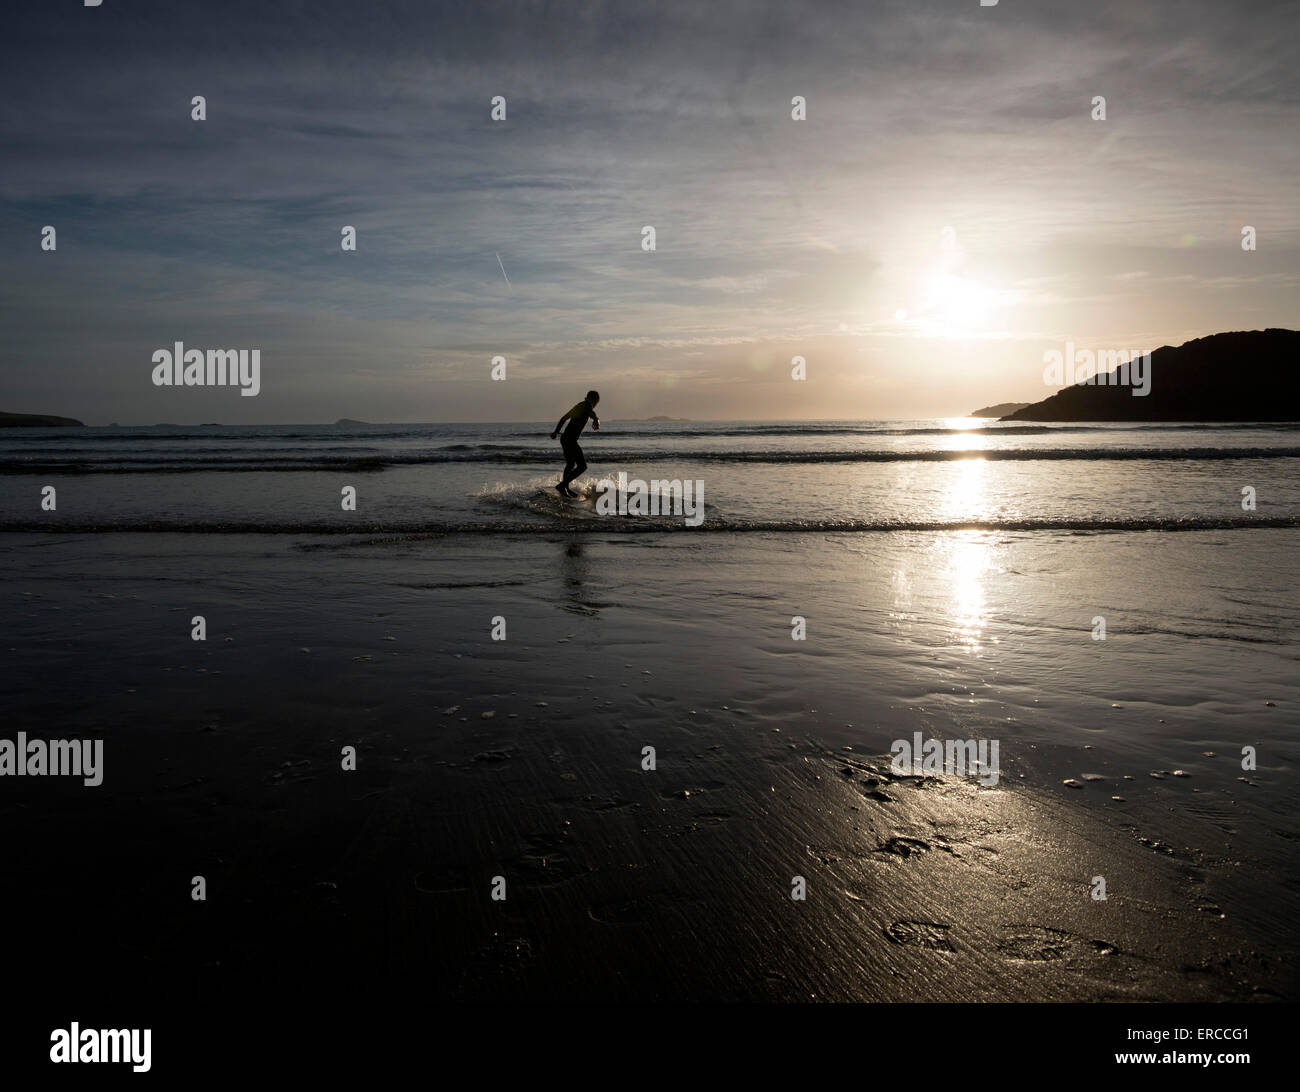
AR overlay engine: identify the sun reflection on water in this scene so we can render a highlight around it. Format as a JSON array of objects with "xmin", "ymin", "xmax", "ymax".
[
  {"xmin": 946, "ymin": 533, "xmax": 993, "ymax": 651},
  {"xmin": 890, "ymin": 459, "xmax": 1001, "ymax": 651},
  {"xmin": 940, "ymin": 461, "xmax": 994, "ymax": 651},
  {"xmin": 940, "ymin": 458, "xmax": 988, "ymax": 521}
]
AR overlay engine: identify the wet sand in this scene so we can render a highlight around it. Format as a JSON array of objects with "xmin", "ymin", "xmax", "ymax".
[{"xmin": 1, "ymin": 530, "xmax": 1295, "ymax": 1001}]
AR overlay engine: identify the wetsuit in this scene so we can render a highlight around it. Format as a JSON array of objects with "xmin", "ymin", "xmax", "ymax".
[{"xmin": 560, "ymin": 400, "xmax": 597, "ymax": 490}]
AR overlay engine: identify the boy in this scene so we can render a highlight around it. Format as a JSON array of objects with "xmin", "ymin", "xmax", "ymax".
[{"xmin": 551, "ymin": 390, "xmax": 600, "ymax": 497}]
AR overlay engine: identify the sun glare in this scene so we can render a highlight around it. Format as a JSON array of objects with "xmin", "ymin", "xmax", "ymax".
[{"xmin": 925, "ymin": 274, "xmax": 990, "ymax": 330}]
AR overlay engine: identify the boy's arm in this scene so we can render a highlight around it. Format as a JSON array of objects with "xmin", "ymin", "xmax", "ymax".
[
  {"xmin": 550, "ymin": 411, "xmax": 569, "ymax": 439},
  {"xmin": 591, "ymin": 410, "xmax": 599, "ymax": 430}
]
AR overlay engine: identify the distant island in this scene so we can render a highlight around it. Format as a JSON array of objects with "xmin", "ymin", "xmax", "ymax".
[
  {"xmin": 0, "ymin": 410, "xmax": 84, "ymax": 428},
  {"xmin": 1003, "ymin": 329, "xmax": 1299, "ymax": 422},
  {"xmin": 621, "ymin": 416, "xmax": 690, "ymax": 422},
  {"xmin": 336, "ymin": 418, "xmax": 369, "ymax": 425},
  {"xmin": 969, "ymin": 402, "xmax": 1031, "ymax": 418}
]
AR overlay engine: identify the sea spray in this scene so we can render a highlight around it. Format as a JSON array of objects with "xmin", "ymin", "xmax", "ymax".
[{"xmin": 595, "ymin": 472, "xmax": 705, "ymax": 527}]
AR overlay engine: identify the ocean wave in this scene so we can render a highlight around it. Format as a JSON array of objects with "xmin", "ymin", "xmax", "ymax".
[
  {"xmin": 493, "ymin": 422, "xmax": 1300, "ymax": 439},
  {"xmin": 8, "ymin": 421, "xmax": 1296, "ymax": 449},
  {"xmin": 5, "ymin": 516, "xmax": 1296, "ymax": 534},
  {"xmin": 5, "ymin": 446, "xmax": 1299, "ymax": 473}
]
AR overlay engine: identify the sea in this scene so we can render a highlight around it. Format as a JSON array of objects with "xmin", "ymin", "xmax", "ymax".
[
  {"xmin": 1, "ymin": 418, "xmax": 1298, "ymax": 531},
  {"xmin": 2, "ymin": 418, "xmax": 1298, "ymax": 921}
]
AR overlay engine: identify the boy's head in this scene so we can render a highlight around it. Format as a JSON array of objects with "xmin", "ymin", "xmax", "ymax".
[{"xmin": 586, "ymin": 390, "xmax": 600, "ymax": 405}]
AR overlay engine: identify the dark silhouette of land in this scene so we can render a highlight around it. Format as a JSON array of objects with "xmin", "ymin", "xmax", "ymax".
[
  {"xmin": 1004, "ymin": 329, "xmax": 1300, "ymax": 422},
  {"xmin": 0, "ymin": 410, "xmax": 84, "ymax": 427},
  {"xmin": 970, "ymin": 402, "xmax": 1031, "ymax": 418}
]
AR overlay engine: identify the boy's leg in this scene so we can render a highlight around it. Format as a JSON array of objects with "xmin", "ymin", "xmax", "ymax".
[{"xmin": 559, "ymin": 435, "xmax": 581, "ymax": 491}]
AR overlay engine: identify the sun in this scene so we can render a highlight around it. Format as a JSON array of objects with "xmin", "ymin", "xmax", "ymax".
[{"xmin": 925, "ymin": 273, "xmax": 990, "ymax": 329}]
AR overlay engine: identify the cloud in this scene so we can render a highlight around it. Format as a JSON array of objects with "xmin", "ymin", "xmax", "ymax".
[{"xmin": 0, "ymin": 0, "xmax": 1296, "ymax": 420}]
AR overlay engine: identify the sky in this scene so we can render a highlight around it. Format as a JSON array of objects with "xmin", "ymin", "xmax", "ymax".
[{"xmin": 1, "ymin": 0, "xmax": 1297, "ymax": 424}]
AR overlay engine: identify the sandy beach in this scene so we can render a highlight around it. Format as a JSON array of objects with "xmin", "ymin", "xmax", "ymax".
[{"xmin": 3, "ymin": 527, "xmax": 1294, "ymax": 1002}]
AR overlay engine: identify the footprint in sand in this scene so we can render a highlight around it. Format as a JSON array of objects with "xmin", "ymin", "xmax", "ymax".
[
  {"xmin": 876, "ymin": 835, "xmax": 935, "ymax": 858},
  {"xmin": 884, "ymin": 920, "xmax": 955, "ymax": 952},
  {"xmin": 511, "ymin": 832, "xmax": 586, "ymax": 887},
  {"xmin": 995, "ymin": 924, "xmax": 1118, "ymax": 962}
]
